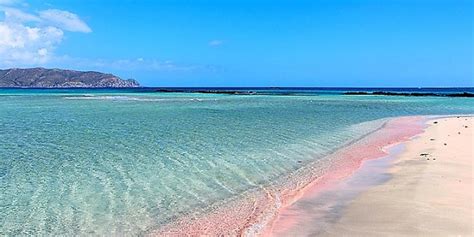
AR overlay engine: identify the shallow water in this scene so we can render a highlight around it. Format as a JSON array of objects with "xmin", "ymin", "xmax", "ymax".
[{"xmin": 1, "ymin": 89, "xmax": 473, "ymax": 235}]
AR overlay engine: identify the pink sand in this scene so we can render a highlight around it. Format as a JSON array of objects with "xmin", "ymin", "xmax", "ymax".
[
  {"xmin": 152, "ymin": 116, "xmax": 426, "ymax": 236},
  {"xmin": 267, "ymin": 116, "xmax": 426, "ymax": 236}
]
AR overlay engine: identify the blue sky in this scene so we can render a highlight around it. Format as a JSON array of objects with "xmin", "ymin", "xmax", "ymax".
[{"xmin": 0, "ymin": 0, "xmax": 472, "ymax": 87}]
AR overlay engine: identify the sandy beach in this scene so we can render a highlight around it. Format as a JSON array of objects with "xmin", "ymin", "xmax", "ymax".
[
  {"xmin": 273, "ymin": 116, "xmax": 473, "ymax": 236},
  {"xmin": 322, "ymin": 116, "xmax": 473, "ymax": 236}
]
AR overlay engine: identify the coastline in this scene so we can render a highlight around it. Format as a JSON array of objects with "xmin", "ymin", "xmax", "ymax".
[
  {"xmin": 271, "ymin": 116, "xmax": 473, "ymax": 236},
  {"xmin": 153, "ymin": 116, "xmax": 428, "ymax": 236}
]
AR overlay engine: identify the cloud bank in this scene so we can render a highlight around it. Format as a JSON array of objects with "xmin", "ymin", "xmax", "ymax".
[
  {"xmin": 0, "ymin": 1, "xmax": 217, "ymax": 75},
  {"xmin": 0, "ymin": 3, "xmax": 91, "ymax": 66},
  {"xmin": 51, "ymin": 56, "xmax": 219, "ymax": 73}
]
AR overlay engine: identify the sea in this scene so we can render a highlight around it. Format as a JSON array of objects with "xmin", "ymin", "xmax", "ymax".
[{"xmin": 1, "ymin": 87, "xmax": 473, "ymax": 235}]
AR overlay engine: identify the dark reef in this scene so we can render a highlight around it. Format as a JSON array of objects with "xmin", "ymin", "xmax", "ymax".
[
  {"xmin": 344, "ymin": 91, "xmax": 474, "ymax": 97},
  {"xmin": 156, "ymin": 88, "xmax": 257, "ymax": 95}
]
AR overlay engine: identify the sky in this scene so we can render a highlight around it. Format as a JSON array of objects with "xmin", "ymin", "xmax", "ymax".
[{"xmin": 0, "ymin": 0, "xmax": 472, "ymax": 87}]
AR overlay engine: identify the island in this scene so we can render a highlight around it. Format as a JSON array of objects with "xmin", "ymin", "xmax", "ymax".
[{"xmin": 0, "ymin": 68, "xmax": 140, "ymax": 88}]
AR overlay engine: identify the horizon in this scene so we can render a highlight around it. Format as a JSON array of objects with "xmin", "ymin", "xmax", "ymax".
[
  {"xmin": 1, "ymin": 0, "xmax": 473, "ymax": 87},
  {"xmin": 1, "ymin": 67, "xmax": 474, "ymax": 89}
]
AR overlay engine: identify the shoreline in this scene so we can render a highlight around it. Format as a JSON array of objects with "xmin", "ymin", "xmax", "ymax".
[
  {"xmin": 270, "ymin": 142, "xmax": 409, "ymax": 236},
  {"xmin": 271, "ymin": 116, "xmax": 473, "ymax": 236},
  {"xmin": 264, "ymin": 116, "xmax": 427, "ymax": 236},
  {"xmin": 320, "ymin": 116, "xmax": 473, "ymax": 236},
  {"xmin": 153, "ymin": 116, "xmax": 428, "ymax": 236}
]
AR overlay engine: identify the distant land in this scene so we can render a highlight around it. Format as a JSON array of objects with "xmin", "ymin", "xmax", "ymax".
[{"xmin": 0, "ymin": 68, "xmax": 140, "ymax": 88}]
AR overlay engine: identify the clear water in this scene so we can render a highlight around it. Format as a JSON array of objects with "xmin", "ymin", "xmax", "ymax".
[{"xmin": 1, "ymin": 88, "xmax": 473, "ymax": 235}]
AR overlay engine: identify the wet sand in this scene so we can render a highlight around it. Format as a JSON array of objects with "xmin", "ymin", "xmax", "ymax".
[{"xmin": 273, "ymin": 116, "xmax": 473, "ymax": 236}]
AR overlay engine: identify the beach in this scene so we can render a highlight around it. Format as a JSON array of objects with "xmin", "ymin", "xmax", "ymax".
[
  {"xmin": 0, "ymin": 0, "xmax": 472, "ymax": 235},
  {"xmin": 272, "ymin": 116, "xmax": 473, "ymax": 236}
]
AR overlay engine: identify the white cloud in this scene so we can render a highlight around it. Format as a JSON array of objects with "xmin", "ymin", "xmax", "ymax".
[
  {"xmin": 2, "ymin": 7, "xmax": 39, "ymax": 22},
  {"xmin": 0, "ymin": 2, "xmax": 215, "ymax": 73},
  {"xmin": 208, "ymin": 40, "xmax": 223, "ymax": 47},
  {"xmin": 0, "ymin": 22, "xmax": 63, "ymax": 65},
  {"xmin": 39, "ymin": 9, "xmax": 91, "ymax": 33},
  {"xmin": 0, "ymin": 3, "xmax": 90, "ymax": 66}
]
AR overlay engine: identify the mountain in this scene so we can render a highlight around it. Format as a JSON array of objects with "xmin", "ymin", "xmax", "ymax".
[{"xmin": 0, "ymin": 68, "xmax": 140, "ymax": 88}]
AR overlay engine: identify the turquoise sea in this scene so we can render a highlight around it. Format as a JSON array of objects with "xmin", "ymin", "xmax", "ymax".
[{"xmin": 1, "ymin": 88, "xmax": 473, "ymax": 235}]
